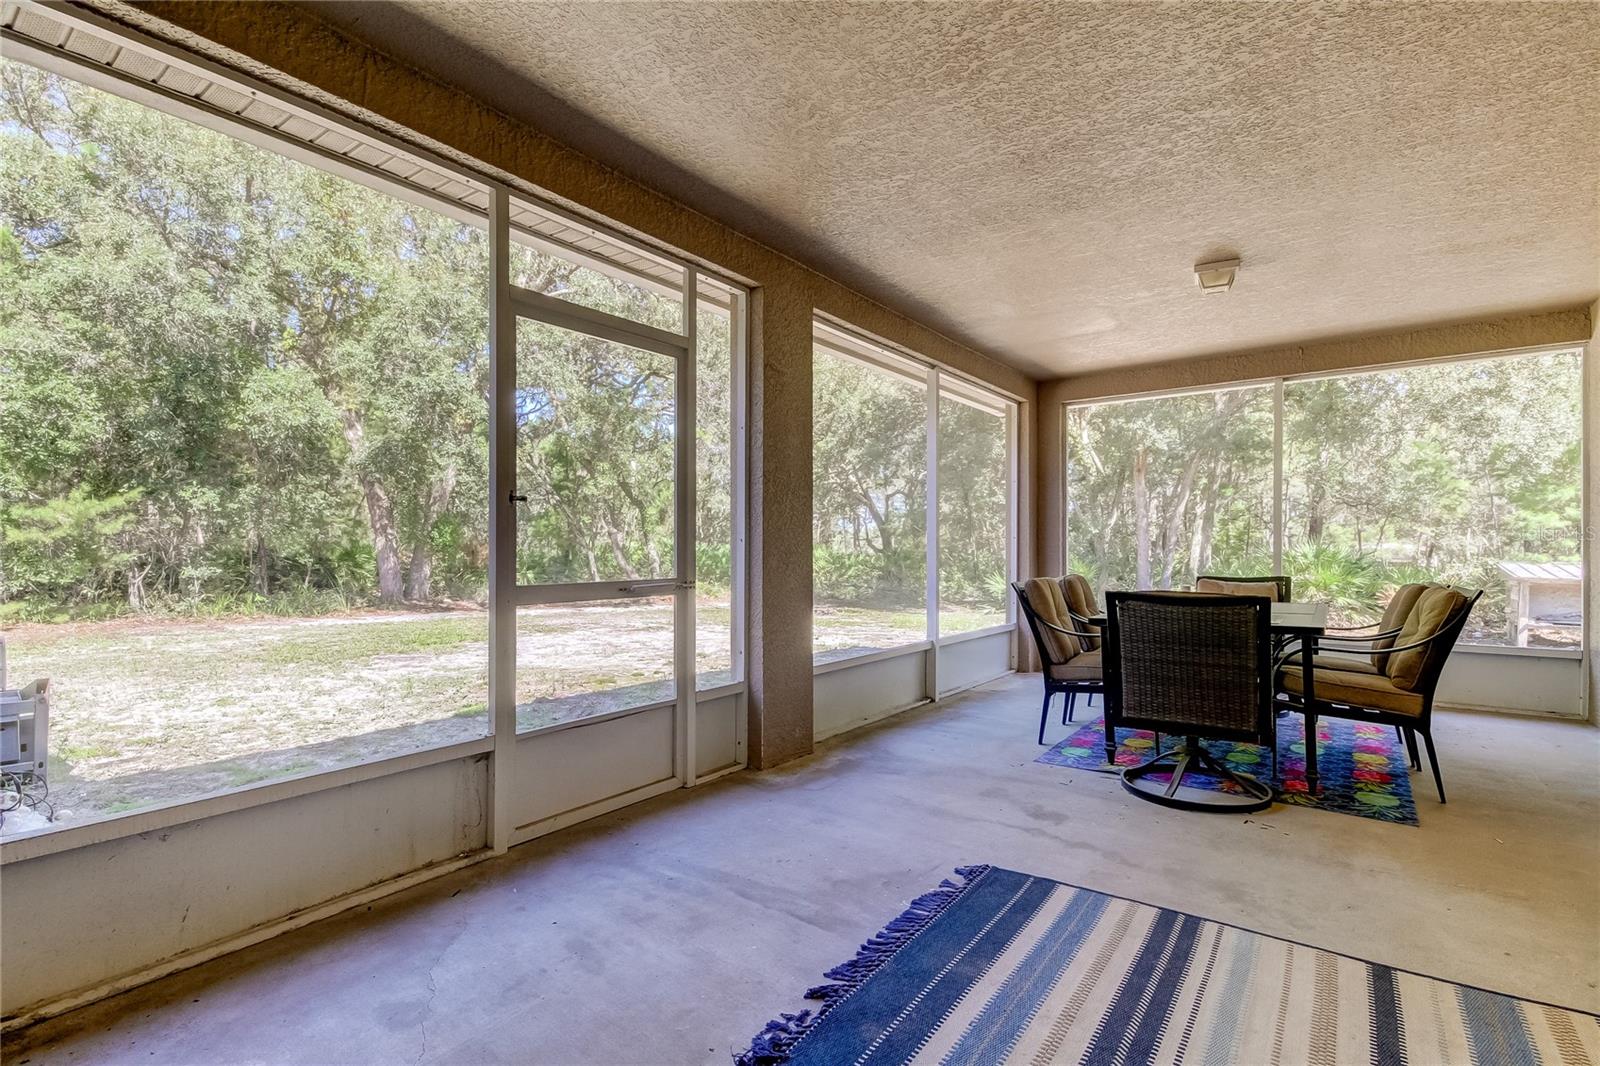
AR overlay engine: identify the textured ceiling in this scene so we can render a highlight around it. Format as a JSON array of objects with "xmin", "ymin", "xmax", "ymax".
[{"xmin": 304, "ymin": 1, "xmax": 1600, "ymax": 378}]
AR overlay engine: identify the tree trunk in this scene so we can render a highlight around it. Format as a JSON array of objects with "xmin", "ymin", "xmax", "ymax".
[
  {"xmin": 1306, "ymin": 445, "xmax": 1328, "ymax": 541},
  {"xmin": 1187, "ymin": 473, "xmax": 1207, "ymax": 579},
  {"xmin": 342, "ymin": 411, "xmax": 404, "ymax": 604},
  {"xmin": 1132, "ymin": 447, "xmax": 1151, "ymax": 589},
  {"xmin": 405, "ymin": 463, "xmax": 458, "ymax": 601},
  {"xmin": 190, "ymin": 519, "xmax": 208, "ymax": 599},
  {"xmin": 126, "ymin": 562, "xmax": 150, "ymax": 610},
  {"xmin": 616, "ymin": 481, "xmax": 664, "ymax": 579},
  {"xmin": 361, "ymin": 474, "xmax": 405, "ymax": 603},
  {"xmin": 252, "ymin": 532, "xmax": 271, "ymax": 596},
  {"xmin": 405, "ymin": 544, "xmax": 434, "ymax": 603},
  {"xmin": 602, "ymin": 519, "xmax": 641, "ymax": 579},
  {"xmin": 1159, "ymin": 452, "xmax": 1203, "ymax": 589},
  {"xmin": 858, "ymin": 489, "xmax": 894, "ymax": 556},
  {"xmin": 1096, "ymin": 506, "xmax": 1119, "ymax": 594},
  {"xmin": 1195, "ymin": 460, "xmax": 1227, "ymax": 576}
]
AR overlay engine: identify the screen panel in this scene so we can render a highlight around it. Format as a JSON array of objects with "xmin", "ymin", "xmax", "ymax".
[
  {"xmin": 811, "ymin": 340, "xmax": 929, "ymax": 663},
  {"xmin": 512, "ymin": 318, "xmax": 676, "ymax": 587}
]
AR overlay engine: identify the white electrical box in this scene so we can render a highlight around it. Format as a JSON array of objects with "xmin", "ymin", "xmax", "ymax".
[{"xmin": 1, "ymin": 679, "xmax": 50, "ymax": 777}]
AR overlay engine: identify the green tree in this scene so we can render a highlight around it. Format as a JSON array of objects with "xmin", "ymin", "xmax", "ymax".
[{"xmin": 1, "ymin": 60, "xmax": 493, "ymax": 609}]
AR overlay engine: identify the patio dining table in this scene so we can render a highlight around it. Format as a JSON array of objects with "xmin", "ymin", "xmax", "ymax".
[{"xmin": 1085, "ymin": 600, "xmax": 1332, "ymax": 787}]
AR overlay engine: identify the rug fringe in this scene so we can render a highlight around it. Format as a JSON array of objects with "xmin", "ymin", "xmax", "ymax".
[{"xmin": 733, "ymin": 865, "xmax": 991, "ymax": 1066}]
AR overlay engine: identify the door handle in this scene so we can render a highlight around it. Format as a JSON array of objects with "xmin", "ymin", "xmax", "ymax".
[{"xmin": 508, "ymin": 492, "xmax": 528, "ymax": 504}]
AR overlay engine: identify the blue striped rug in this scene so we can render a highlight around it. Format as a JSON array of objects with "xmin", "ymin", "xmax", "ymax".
[{"xmin": 738, "ymin": 866, "xmax": 1598, "ymax": 1065}]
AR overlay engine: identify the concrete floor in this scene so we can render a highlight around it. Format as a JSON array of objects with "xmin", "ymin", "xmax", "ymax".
[{"xmin": 4, "ymin": 674, "xmax": 1598, "ymax": 1065}]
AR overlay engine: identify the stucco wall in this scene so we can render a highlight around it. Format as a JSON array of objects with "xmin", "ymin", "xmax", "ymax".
[
  {"xmin": 1037, "ymin": 307, "xmax": 1593, "ymax": 581},
  {"xmin": 100, "ymin": 0, "xmax": 1038, "ymax": 766}
]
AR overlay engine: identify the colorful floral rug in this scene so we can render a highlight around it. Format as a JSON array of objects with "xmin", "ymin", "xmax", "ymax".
[{"xmin": 1036, "ymin": 711, "xmax": 1419, "ymax": 825}]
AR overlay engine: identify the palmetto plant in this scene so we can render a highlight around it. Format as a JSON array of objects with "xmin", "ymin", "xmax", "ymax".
[{"xmin": 1285, "ymin": 543, "xmax": 1387, "ymax": 616}]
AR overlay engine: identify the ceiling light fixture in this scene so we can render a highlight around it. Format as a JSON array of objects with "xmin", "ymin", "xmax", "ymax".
[{"xmin": 1194, "ymin": 258, "xmax": 1241, "ymax": 294}]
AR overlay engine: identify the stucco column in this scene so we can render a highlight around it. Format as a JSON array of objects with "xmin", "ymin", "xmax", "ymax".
[
  {"xmin": 1012, "ymin": 396, "xmax": 1037, "ymax": 670},
  {"xmin": 746, "ymin": 283, "xmax": 815, "ymax": 767},
  {"xmin": 1036, "ymin": 383, "xmax": 1068, "ymax": 581},
  {"xmin": 1013, "ymin": 385, "xmax": 1067, "ymax": 674}
]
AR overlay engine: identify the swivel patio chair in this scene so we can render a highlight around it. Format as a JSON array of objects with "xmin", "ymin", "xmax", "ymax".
[
  {"xmin": 1104, "ymin": 591, "xmax": 1277, "ymax": 812},
  {"xmin": 1013, "ymin": 578, "xmax": 1103, "ymax": 745},
  {"xmin": 1276, "ymin": 583, "xmax": 1482, "ymax": 802}
]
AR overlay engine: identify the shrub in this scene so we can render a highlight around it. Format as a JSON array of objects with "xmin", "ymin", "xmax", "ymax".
[
  {"xmin": 0, "ymin": 487, "xmax": 140, "ymax": 603},
  {"xmin": 1285, "ymin": 543, "xmax": 1386, "ymax": 617}
]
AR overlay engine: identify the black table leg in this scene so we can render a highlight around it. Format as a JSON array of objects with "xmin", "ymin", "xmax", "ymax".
[{"xmin": 1303, "ymin": 633, "xmax": 1319, "ymax": 792}]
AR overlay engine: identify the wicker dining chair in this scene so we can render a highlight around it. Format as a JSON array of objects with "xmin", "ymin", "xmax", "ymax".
[
  {"xmin": 1195, "ymin": 574, "xmax": 1292, "ymax": 602},
  {"xmin": 1276, "ymin": 584, "xmax": 1481, "ymax": 802},
  {"xmin": 1013, "ymin": 579, "xmax": 1103, "ymax": 745},
  {"xmin": 1104, "ymin": 591, "xmax": 1277, "ymax": 812}
]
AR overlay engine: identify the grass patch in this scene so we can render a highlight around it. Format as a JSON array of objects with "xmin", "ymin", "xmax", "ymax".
[
  {"xmin": 57, "ymin": 742, "xmax": 119, "ymax": 762},
  {"xmin": 0, "ymin": 600, "xmax": 129, "ymax": 625},
  {"xmin": 253, "ymin": 616, "xmax": 488, "ymax": 669},
  {"xmin": 220, "ymin": 759, "xmax": 316, "ymax": 787}
]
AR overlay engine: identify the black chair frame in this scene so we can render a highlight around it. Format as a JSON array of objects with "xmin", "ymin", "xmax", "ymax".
[
  {"xmin": 1275, "ymin": 588, "xmax": 1482, "ymax": 803},
  {"xmin": 1104, "ymin": 591, "xmax": 1278, "ymax": 813},
  {"xmin": 1012, "ymin": 581, "xmax": 1104, "ymax": 745}
]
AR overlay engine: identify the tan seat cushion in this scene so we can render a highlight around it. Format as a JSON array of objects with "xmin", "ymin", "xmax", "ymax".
[
  {"xmin": 1387, "ymin": 585, "xmax": 1468, "ymax": 691},
  {"xmin": 1195, "ymin": 578, "xmax": 1280, "ymax": 601},
  {"xmin": 1278, "ymin": 651, "xmax": 1380, "ymax": 676},
  {"xmin": 1312, "ymin": 651, "xmax": 1380, "ymax": 675},
  {"xmin": 1023, "ymin": 576, "xmax": 1081, "ymax": 663},
  {"xmin": 1279, "ymin": 665, "xmax": 1424, "ymax": 716},
  {"xmin": 1059, "ymin": 574, "xmax": 1101, "ymax": 648},
  {"xmin": 1048, "ymin": 648, "xmax": 1102, "ymax": 681}
]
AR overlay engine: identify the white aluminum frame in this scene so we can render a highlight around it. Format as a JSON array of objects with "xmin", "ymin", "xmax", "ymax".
[
  {"xmin": 1271, "ymin": 377, "xmax": 1285, "ymax": 574},
  {"xmin": 488, "ymin": 186, "xmax": 518, "ymax": 852},
  {"xmin": 1006, "ymin": 399, "xmax": 1020, "ymax": 634},
  {"xmin": 1060, "ymin": 342, "xmax": 1590, "ymax": 662},
  {"xmin": 925, "ymin": 365, "xmax": 942, "ymax": 697},
  {"xmin": 725, "ymin": 284, "xmax": 751, "ymax": 702},
  {"xmin": 506, "ymin": 286, "xmax": 689, "ymax": 361},
  {"xmin": 0, "ymin": 11, "xmax": 752, "ymax": 857},
  {"xmin": 675, "ymin": 267, "xmax": 699, "ymax": 785}
]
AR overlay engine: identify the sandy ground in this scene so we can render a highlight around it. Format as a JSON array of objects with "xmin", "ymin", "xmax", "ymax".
[{"xmin": 1, "ymin": 602, "xmax": 994, "ymax": 833}]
